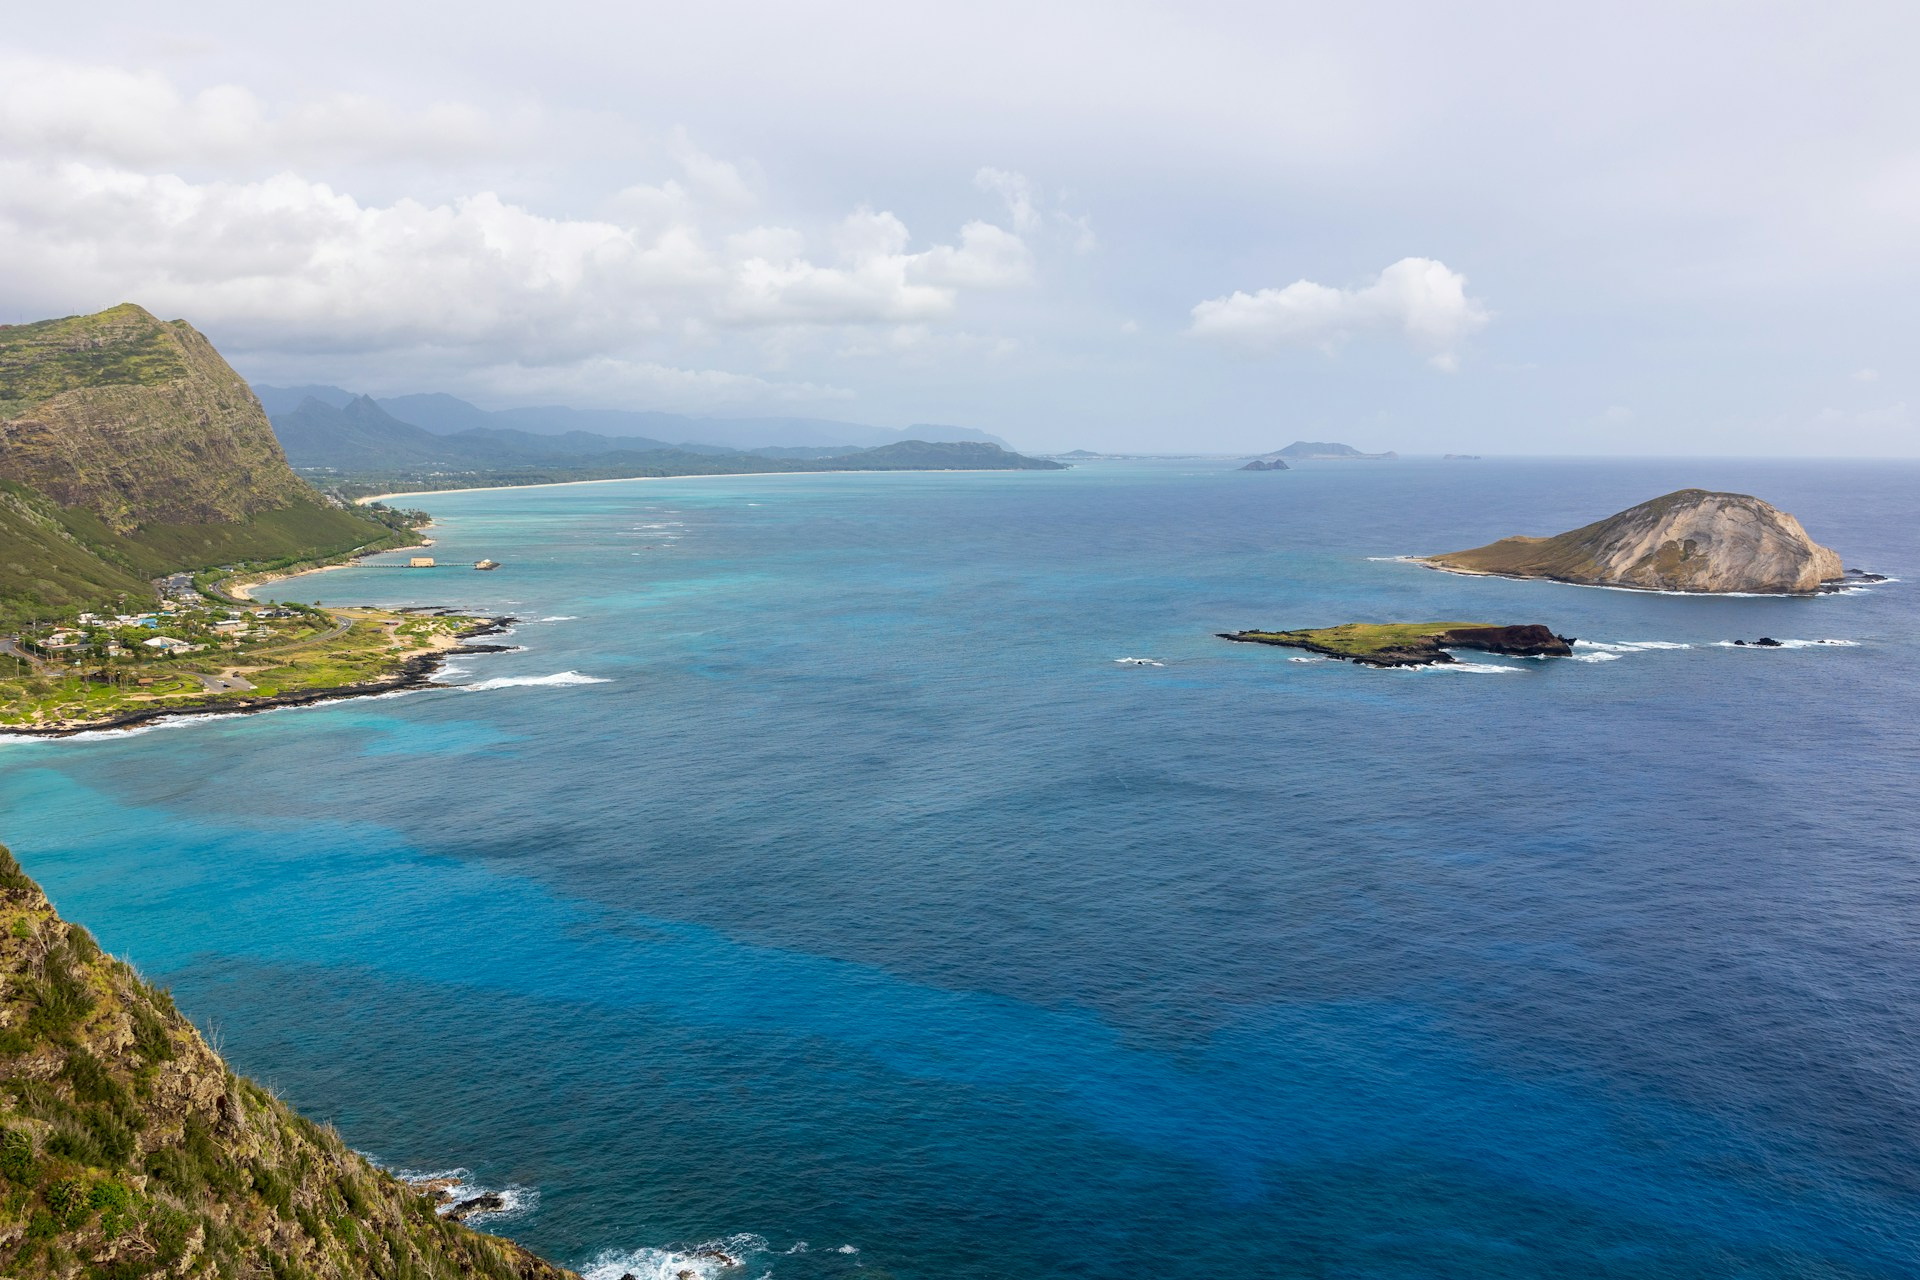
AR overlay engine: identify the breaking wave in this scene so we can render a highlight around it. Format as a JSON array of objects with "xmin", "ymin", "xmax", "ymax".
[
  {"xmin": 1114, "ymin": 657, "xmax": 1164, "ymax": 667},
  {"xmin": 579, "ymin": 1234, "xmax": 769, "ymax": 1280},
  {"xmin": 461, "ymin": 671, "xmax": 611, "ymax": 691},
  {"xmin": 386, "ymin": 1165, "xmax": 537, "ymax": 1225},
  {"xmin": 1571, "ymin": 640, "xmax": 1692, "ymax": 662},
  {"xmin": 1713, "ymin": 638, "xmax": 1860, "ymax": 649}
]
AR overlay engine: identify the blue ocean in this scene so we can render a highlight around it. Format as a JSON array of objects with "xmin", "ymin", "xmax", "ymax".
[{"xmin": 3, "ymin": 458, "xmax": 1917, "ymax": 1279}]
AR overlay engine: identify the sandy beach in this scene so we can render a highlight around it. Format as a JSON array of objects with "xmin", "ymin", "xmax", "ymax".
[{"xmin": 228, "ymin": 531, "xmax": 435, "ymax": 600}]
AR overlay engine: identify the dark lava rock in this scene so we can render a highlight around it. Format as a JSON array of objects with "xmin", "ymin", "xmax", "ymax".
[
  {"xmin": 1754, "ymin": 636, "xmax": 1782, "ymax": 647},
  {"xmin": 1438, "ymin": 624, "xmax": 1575, "ymax": 658},
  {"xmin": 445, "ymin": 1192, "xmax": 507, "ymax": 1221},
  {"xmin": 1239, "ymin": 458, "xmax": 1290, "ymax": 471}
]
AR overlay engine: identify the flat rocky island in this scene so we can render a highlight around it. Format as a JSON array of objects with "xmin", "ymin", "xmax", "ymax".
[
  {"xmin": 1422, "ymin": 489, "xmax": 1848, "ymax": 594},
  {"xmin": 1220, "ymin": 622, "xmax": 1574, "ymax": 667}
]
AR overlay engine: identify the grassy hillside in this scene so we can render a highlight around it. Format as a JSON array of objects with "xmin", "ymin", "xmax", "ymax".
[
  {"xmin": 0, "ymin": 309, "xmax": 189, "ymax": 419},
  {"xmin": 0, "ymin": 307, "xmax": 397, "ymax": 625},
  {"xmin": 0, "ymin": 485, "xmax": 156, "ymax": 623},
  {"xmin": 0, "ymin": 843, "xmax": 575, "ymax": 1280}
]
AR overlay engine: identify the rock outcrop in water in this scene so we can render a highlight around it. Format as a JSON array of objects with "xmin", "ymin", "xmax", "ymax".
[
  {"xmin": 1239, "ymin": 457, "xmax": 1291, "ymax": 471},
  {"xmin": 0, "ymin": 843, "xmax": 575, "ymax": 1280},
  {"xmin": 1421, "ymin": 489, "xmax": 1845, "ymax": 594}
]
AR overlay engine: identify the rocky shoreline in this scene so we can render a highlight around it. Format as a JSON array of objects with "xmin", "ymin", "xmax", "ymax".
[{"xmin": 0, "ymin": 616, "xmax": 515, "ymax": 738}]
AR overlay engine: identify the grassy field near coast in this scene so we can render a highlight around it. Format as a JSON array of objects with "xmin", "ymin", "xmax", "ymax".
[{"xmin": 0, "ymin": 609, "xmax": 488, "ymax": 735}]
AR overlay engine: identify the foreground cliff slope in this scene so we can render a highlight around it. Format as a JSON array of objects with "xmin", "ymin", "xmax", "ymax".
[
  {"xmin": 1423, "ymin": 489, "xmax": 1844, "ymax": 594},
  {"xmin": 0, "ymin": 844, "xmax": 575, "ymax": 1280},
  {"xmin": 0, "ymin": 306, "xmax": 391, "ymax": 622}
]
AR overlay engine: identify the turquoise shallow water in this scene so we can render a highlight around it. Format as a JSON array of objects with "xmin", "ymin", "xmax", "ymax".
[{"xmin": 3, "ymin": 458, "xmax": 1918, "ymax": 1278}]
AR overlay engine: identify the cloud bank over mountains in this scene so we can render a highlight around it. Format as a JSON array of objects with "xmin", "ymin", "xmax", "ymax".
[
  {"xmin": 0, "ymin": 57, "xmax": 1046, "ymax": 409},
  {"xmin": 2, "ymin": 2, "xmax": 1917, "ymax": 454}
]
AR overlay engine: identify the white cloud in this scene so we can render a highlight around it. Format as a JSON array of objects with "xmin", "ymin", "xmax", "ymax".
[
  {"xmin": 0, "ymin": 159, "xmax": 1033, "ymax": 364},
  {"xmin": 975, "ymin": 168, "xmax": 1040, "ymax": 233},
  {"xmin": 1817, "ymin": 402, "xmax": 1910, "ymax": 431},
  {"xmin": 0, "ymin": 53, "xmax": 521, "ymax": 168},
  {"xmin": 975, "ymin": 167, "xmax": 1096, "ymax": 253},
  {"xmin": 1189, "ymin": 257, "xmax": 1489, "ymax": 369},
  {"xmin": 1852, "ymin": 367, "xmax": 1880, "ymax": 382}
]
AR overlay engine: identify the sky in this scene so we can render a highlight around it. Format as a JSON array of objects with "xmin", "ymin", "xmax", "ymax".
[{"xmin": 1, "ymin": 1, "xmax": 1915, "ymax": 455}]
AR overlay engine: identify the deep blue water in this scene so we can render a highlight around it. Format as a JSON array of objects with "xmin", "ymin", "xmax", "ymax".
[{"xmin": 3, "ymin": 458, "xmax": 1918, "ymax": 1279}]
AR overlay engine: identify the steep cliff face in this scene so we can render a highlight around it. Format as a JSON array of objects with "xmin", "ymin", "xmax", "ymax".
[
  {"xmin": 0, "ymin": 306, "xmax": 397, "ymax": 623},
  {"xmin": 0, "ymin": 305, "xmax": 312, "ymax": 533},
  {"xmin": 0, "ymin": 844, "xmax": 575, "ymax": 1280},
  {"xmin": 1423, "ymin": 489, "xmax": 1845, "ymax": 594}
]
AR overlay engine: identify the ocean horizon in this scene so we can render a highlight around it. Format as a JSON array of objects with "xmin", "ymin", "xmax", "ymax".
[{"xmin": 3, "ymin": 456, "xmax": 1916, "ymax": 1279}]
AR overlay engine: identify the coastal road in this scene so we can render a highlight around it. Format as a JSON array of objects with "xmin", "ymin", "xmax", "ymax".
[
  {"xmin": 193, "ymin": 672, "xmax": 256, "ymax": 693},
  {"xmin": 0, "ymin": 637, "xmax": 44, "ymax": 673},
  {"xmin": 222, "ymin": 611, "xmax": 355, "ymax": 663}
]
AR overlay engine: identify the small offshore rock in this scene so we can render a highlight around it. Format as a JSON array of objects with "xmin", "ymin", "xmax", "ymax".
[{"xmin": 445, "ymin": 1192, "xmax": 507, "ymax": 1220}]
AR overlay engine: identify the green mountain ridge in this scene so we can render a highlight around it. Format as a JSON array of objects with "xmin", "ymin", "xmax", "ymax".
[
  {"xmin": 0, "ymin": 842, "xmax": 576, "ymax": 1280},
  {"xmin": 0, "ymin": 306, "xmax": 397, "ymax": 626}
]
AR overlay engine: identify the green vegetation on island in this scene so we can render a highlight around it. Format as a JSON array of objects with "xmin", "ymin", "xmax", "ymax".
[
  {"xmin": 0, "ymin": 843, "xmax": 575, "ymax": 1279},
  {"xmin": 1220, "ymin": 621, "xmax": 1575, "ymax": 667},
  {"xmin": 0, "ymin": 306, "xmax": 414, "ymax": 629}
]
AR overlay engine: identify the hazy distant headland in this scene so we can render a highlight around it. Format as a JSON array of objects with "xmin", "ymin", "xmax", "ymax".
[{"xmin": 259, "ymin": 387, "xmax": 1062, "ymax": 498}]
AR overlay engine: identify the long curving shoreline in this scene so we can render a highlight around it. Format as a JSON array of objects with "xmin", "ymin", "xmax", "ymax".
[{"xmin": 351, "ymin": 465, "xmax": 1030, "ymax": 505}]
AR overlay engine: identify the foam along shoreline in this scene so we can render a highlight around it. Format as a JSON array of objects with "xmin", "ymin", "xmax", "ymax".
[
  {"xmin": 0, "ymin": 616, "xmax": 514, "ymax": 739},
  {"xmin": 351, "ymin": 466, "xmax": 1027, "ymax": 506}
]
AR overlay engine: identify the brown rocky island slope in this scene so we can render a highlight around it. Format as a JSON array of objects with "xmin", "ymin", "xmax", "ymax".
[
  {"xmin": 0, "ymin": 845, "xmax": 574, "ymax": 1280},
  {"xmin": 1422, "ymin": 489, "xmax": 1845, "ymax": 594}
]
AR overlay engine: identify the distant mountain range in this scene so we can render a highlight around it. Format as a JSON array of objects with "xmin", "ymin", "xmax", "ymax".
[
  {"xmin": 265, "ymin": 393, "xmax": 1062, "ymax": 492},
  {"xmin": 252, "ymin": 385, "xmax": 1010, "ymax": 451}
]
